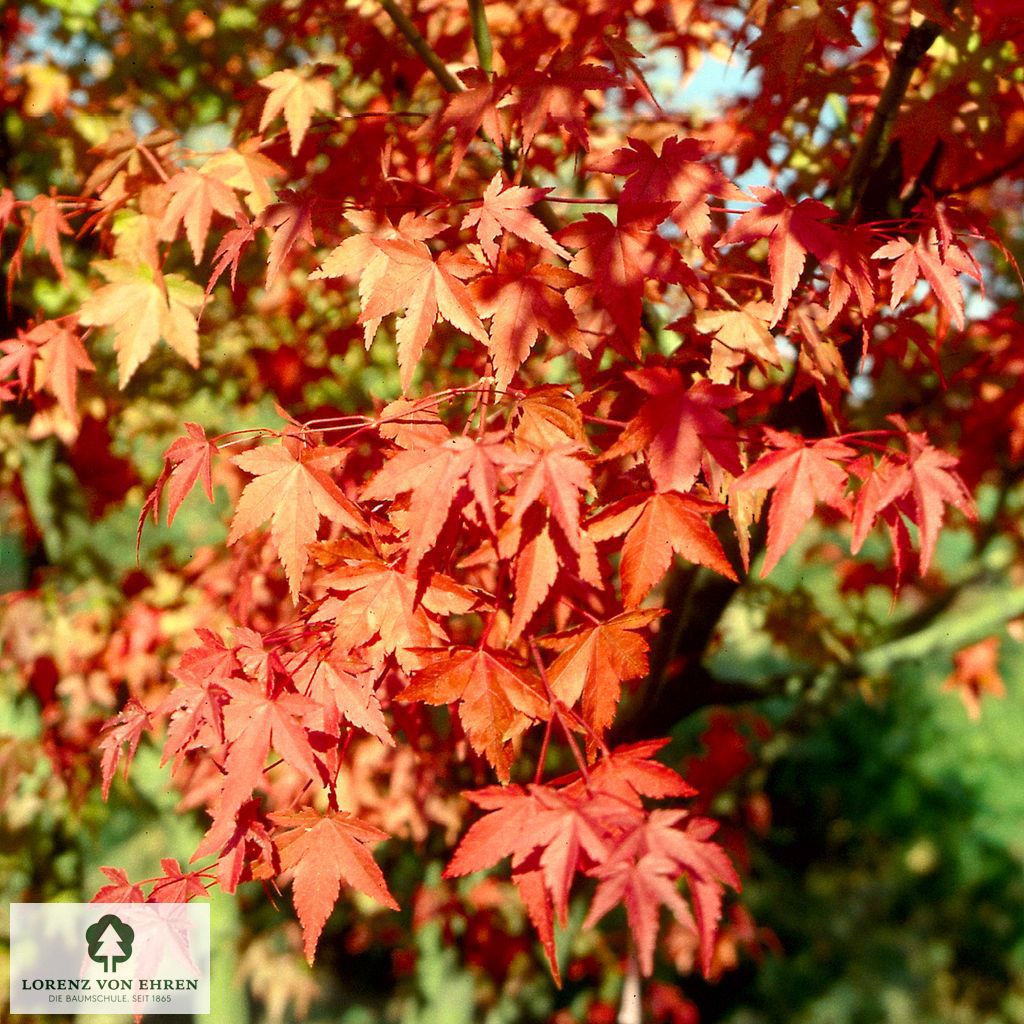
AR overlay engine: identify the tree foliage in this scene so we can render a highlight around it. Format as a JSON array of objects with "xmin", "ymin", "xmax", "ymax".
[{"xmin": 3, "ymin": 0, "xmax": 1024, "ymax": 1020}]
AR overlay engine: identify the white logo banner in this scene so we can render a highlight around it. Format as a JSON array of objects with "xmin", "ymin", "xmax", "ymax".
[{"xmin": 10, "ymin": 903, "xmax": 210, "ymax": 1015}]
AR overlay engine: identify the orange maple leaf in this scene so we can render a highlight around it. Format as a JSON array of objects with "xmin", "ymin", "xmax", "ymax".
[{"xmin": 228, "ymin": 438, "xmax": 366, "ymax": 599}]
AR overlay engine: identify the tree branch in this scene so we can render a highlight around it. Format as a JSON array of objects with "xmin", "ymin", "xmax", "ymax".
[
  {"xmin": 378, "ymin": 0, "xmax": 462, "ymax": 94},
  {"xmin": 837, "ymin": 11, "xmax": 952, "ymax": 220},
  {"xmin": 617, "ymin": 8, "xmax": 962, "ymax": 743},
  {"xmin": 467, "ymin": 0, "xmax": 493, "ymax": 75}
]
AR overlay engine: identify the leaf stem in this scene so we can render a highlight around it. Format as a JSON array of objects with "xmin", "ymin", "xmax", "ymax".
[{"xmin": 529, "ymin": 639, "xmax": 591, "ymax": 785}]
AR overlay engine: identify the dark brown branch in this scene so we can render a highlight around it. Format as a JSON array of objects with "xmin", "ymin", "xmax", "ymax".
[
  {"xmin": 937, "ymin": 144, "xmax": 1024, "ymax": 198},
  {"xmin": 837, "ymin": 14, "xmax": 949, "ymax": 220}
]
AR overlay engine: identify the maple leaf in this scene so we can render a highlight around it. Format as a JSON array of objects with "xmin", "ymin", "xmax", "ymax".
[
  {"xmin": 461, "ymin": 172, "xmax": 569, "ymax": 265},
  {"xmin": 872, "ymin": 233, "xmax": 981, "ymax": 332},
  {"xmin": 158, "ymin": 668, "xmax": 229, "ymax": 769},
  {"xmin": 732, "ymin": 430, "xmax": 854, "ymax": 577},
  {"xmin": 512, "ymin": 386, "xmax": 587, "ymax": 450},
  {"xmin": 558, "ymin": 739, "xmax": 698, "ymax": 807},
  {"xmin": 592, "ymin": 135, "xmax": 727, "ymax": 242},
  {"xmin": 470, "ymin": 258, "xmax": 586, "ymax": 389},
  {"xmin": 313, "ymin": 210, "xmax": 445, "ymax": 282},
  {"xmin": 0, "ymin": 331, "xmax": 37, "ymax": 392},
  {"xmin": 850, "ymin": 428, "xmax": 975, "ymax": 574},
  {"xmin": 312, "ymin": 211, "xmax": 447, "ymax": 351},
  {"xmin": 159, "ymin": 167, "xmax": 242, "ymax": 263},
  {"xmin": 398, "ymin": 648, "xmax": 549, "ymax": 782},
  {"xmin": 445, "ymin": 782, "xmax": 638, "ymax": 979},
  {"xmin": 228, "ymin": 438, "xmax": 366, "ymax": 600},
  {"xmin": 557, "ymin": 212, "xmax": 689, "ymax": 352},
  {"xmin": 78, "ymin": 260, "xmax": 203, "ymax": 387},
  {"xmin": 421, "ymin": 67, "xmax": 507, "ymax": 181},
  {"xmin": 943, "ymin": 636, "xmax": 1005, "ymax": 720},
  {"xmin": 694, "ymin": 302, "xmax": 780, "ymax": 384},
  {"xmin": 603, "ymin": 370, "xmax": 744, "ymax": 492},
  {"xmin": 98, "ymin": 697, "xmax": 151, "ymax": 800},
  {"xmin": 358, "ymin": 238, "xmax": 488, "ymax": 391},
  {"xmin": 93, "ymin": 866, "xmax": 146, "ymax": 903},
  {"xmin": 22, "ymin": 194, "xmax": 73, "ymax": 280},
  {"xmin": 508, "ymin": 521, "xmax": 559, "ymax": 643},
  {"xmin": 585, "ymin": 810, "xmax": 739, "ymax": 976},
  {"xmin": 12, "ymin": 319, "xmax": 94, "ymax": 421},
  {"xmin": 261, "ymin": 193, "xmax": 317, "ymax": 289},
  {"xmin": 716, "ymin": 187, "xmax": 837, "ymax": 326},
  {"xmin": 542, "ymin": 610, "xmax": 663, "ymax": 743},
  {"xmin": 313, "ymin": 561, "xmax": 477, "ymax": 670},
  {"xmin": 511, "ymin": 445, "xmax": 593, "ymax": 551},
  {"xmin": 193, "ymin": 798, "xmax": 275, "ymax": 894},
  {"xmin": 258, "ymin": 69, "xmax": 335, "ymax": 156},
  {"xmin": 201, "ymin": 138, "xmax": 285, "ymax": 214},
  {"xmin": 32, "ymin": 315, "xmax": 94, "ymax": 419},
  {"xmin": 205, "ymin": 215, "xmax": 258, "ymax": 298},
  {"xmin": 148, "ymin": 859, "xmax": 210, "ymax": 903},
  {"xmin": 600, "ymin": 32, "xmax": 660, "ymax": 109},
  {"xmin": 295, "ymin": 654, "xmax": 393, "ymax": 745},
  {"xmin": 218, "ymin": 678, "xmax": 321, "ymax": 820},
  {"xmin": 139, "ymin": 421, "xmax": 219, "ymax": 538},
  {"xmin": 507, "ymin": 50, "xmax": 619, "ymax": 153},
  {"xmin": 362, "ymin": 435, "xmax": 519, "ymax": 572},
  {"xmin": 269, "ymin": 809, "xmax": 399, "ymax": 963},
  {"xmin": 590, "ymin": 492, "xmax": 737, "ymax": 607}
]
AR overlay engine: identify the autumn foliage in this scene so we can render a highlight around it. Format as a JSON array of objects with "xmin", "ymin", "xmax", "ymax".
[{"xmin": 3, "ymin": 0, "xmax": 1024, "ymax": 1018}]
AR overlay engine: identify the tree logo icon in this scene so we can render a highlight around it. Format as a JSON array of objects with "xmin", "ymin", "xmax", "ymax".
[{"xmin": 85, "ymin": 915, "xmax": 135, "ymax": 973}]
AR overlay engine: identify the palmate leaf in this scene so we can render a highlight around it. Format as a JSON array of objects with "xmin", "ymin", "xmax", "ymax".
[
  {"xmin": 269, "ymin": 809, "xmax": 399, "ymax": 963},
  {"xmin": 228, "ymin": 438, "xmax": 366, "ymax": 599},
  {"xmin": 357, "ymin": 238, "xmax": 489, "ymax": 391},
  {"xmin": 398, "ymin": 648, "xmax": 549, "ymax": 783},
  {"xmin": 78, "ymin": 260, "xmax": 203, "ymax": 387}
]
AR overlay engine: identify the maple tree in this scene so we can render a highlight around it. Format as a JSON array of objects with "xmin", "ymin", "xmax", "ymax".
[{"xmin": 3, "ymin": 0, "xmax": 1024, "ymax": 1021}]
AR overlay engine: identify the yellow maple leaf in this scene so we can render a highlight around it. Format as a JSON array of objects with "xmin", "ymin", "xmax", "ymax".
[
  {"xmin": 201, "ymin": 139, "xmax": 285, "ymax": 214},
  {"xmin": 258, "ymin": 69, "xmax": 335, "ymax": 157},
  {"xmin": 78, "ymin": 260, "xmax": 203, "ymax": 387}
]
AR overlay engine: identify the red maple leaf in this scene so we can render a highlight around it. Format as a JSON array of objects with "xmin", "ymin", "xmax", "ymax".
[
  {"xmin": 558, "ymin": 213, "xmax": 691, "ymax": 352},
  {"xmin": 732, "ymin": 429, "xmax": 854, "ymax": 576},
  {"xmin": 541, "ymin": 610, "xmax": 664, "ymax": 743},
  {"xmin": 149, "ymin": 859, "xmax": 211, "ymax": 903},
  {"xmin": 604, "ymin": 370, "xmax": 745, "ymax": 493},
  {"xmin": 850, "ymin": 425, "xmax": 975, "ymax": 574},
  {"xmin": 590, "ymin": 492, "xmax": 737, "ymax": 607},
  {"xmin": 592, "ymin": 135, "xmax": 729, "ymax": 242},
  {"xmin": 217, "ymin": 678, "xmax": 321, "ymax": 821},
  {"xmin": 584, "ymin": 810, "xmax": 739, "ymax": 976},
  {"xmin": 362, "ymin": 435, "xmax": 521, "ymax": 572},
  {"xmin": 98, "ymin": 697, "xmax": 151, "ymax": 800},
  {"xmin": 398, "ymin": 648, "xmax": 549, "ymax": 782},
  {"xmin": 228, "ymin": 437, "xmax": 366, "ymax": 599},
  {"xmin": 872, "ymin": 232, "xmax": 982, "ymax": 332},
  {"xmin": 269, "ymin": 809, "xmax": 399, "ymax": 963},
  {"xmin": 93, "ymin": 867, "xmax": 146, "ymax": 903},
  {"xmin": 470, "ymin": 257, "xmax": 586, "ymax": 389},
  {"xmin": 313, "ymin": 560, "xmax": 477, "ymax": 670},
  {"xmin": 716, "ymin": 187, "xmax": 837, "ymax": 326},
  {"xmin": 359, "ymin": 238, "xmax": 488, "ymax": 391}
]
